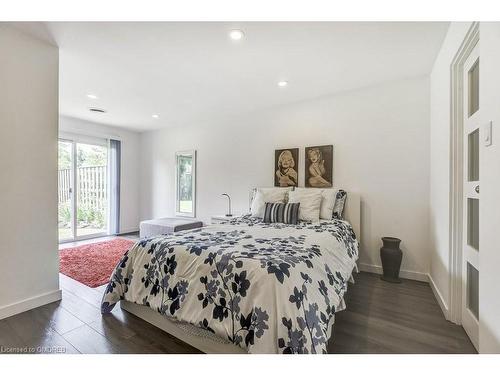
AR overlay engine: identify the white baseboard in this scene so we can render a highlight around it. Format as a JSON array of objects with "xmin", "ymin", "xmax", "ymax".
[
  {"xmin": 428, "ymin": 274, "xmax": 450, "ymax": 320},
  {"xmin": 0, "ymin": 289, "xmax": 62, "ymax": 320},
  {"xmin": 358, "ymin": 263, "xmax": 429, "ymax": 282}
]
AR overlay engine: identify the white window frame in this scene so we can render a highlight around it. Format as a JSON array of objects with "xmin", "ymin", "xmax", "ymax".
[{"xmin": 175, "ymin": 150, "xmax": 196, "ymax": 218}]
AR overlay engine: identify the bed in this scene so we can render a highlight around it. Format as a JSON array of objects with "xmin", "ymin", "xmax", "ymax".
[{"xmin": 101, "ymin": 192, "xmax": 360, "ymax": 354}]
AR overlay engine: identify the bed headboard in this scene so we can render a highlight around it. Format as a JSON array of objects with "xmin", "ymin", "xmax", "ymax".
[{"xmin": 248, "ymin": 188, "xmax": 361, "ymax": 243}]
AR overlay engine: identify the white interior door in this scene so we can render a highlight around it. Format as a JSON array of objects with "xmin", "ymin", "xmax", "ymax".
[{"xmin": 461, "ymin": 42, "xmax": 480, "ymax": 350}]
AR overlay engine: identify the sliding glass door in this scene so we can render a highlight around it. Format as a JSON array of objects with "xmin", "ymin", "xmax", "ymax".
[
  {"xmin": 58, "ymin": 140, "xmax": 74, "ymax": 242},
  {"xmin": 76, "ymin": 142, "xmax": 108, "ymax": 238},
  {"xmin": 58, "ymin": 139, "xmax": 109, "ymax": 242}
]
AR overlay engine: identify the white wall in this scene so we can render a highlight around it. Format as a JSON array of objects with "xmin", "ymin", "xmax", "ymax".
[
  {"xmin": 140, "ymin": 76, "xmax": 431, "ymax": 279},
  {"xmin": 478, "ymin": 22, "xmax": 500, "ymax": 353},
  {"xmin": 429, "ymin": 22, "xmax": 472, "ymax": 316},
  {"xmin": 59, "ymin": 116, "xmax": 141, "ymax": 234},
  {"xmin": 0, "ymin": 26, "xmax": 60, "ymax": 318}
]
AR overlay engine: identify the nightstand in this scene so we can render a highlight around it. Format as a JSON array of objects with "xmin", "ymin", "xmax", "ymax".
[{"xmin": 211, "ymin": 214, "xmax": 241, "ymax": 225}]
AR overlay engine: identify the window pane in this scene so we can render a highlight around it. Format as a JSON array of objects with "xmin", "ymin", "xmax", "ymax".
[
  {"xmin": 468, "ymin": 129, "xmax": 479, "ymax": 181},
  {"xmin": 178, "ymin": 155, "xmax": 193, "ymax": 213},
  {"xmin": 468, "ymin": 59, "xmax": 479, "ymax": 117},
  {"xmin": 76, "ymin": 143, "xmax": 108, "ymax": 237},
  {"xmin": 467, "ymin": 262, "xmax": 479, "ymax": 320},
  {"xmin": 58, "ymin": 141, "xmax": 73, "ymax": 241},
  {"xmin": 467, "ymin": 198, "xmax": 479, "ymax": 250}
]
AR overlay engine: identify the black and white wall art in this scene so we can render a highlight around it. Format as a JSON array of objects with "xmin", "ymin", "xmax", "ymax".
[
  {"xmin": 274, "ymin": 148, "xmax": 299, "ymax": 187},
  {"xmin": 305, "ymin": 145, "xmax": 333, "ymax": 188}
]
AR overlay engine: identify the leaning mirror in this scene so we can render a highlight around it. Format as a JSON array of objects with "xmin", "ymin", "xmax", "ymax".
[{"xmin": 175, "ymin": 150, "xmax": 196, "ymax": 217}]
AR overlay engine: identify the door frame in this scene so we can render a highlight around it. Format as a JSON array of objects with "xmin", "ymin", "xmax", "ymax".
[{"xmin": 449, "ymin": 22, "xmax": 479, "ymax": 325}]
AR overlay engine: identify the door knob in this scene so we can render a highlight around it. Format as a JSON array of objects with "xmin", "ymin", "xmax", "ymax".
[{"xmin": 475, "ymin": 185, "xmax": 480, "ymax": 194}]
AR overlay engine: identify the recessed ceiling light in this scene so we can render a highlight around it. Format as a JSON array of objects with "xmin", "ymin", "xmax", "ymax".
[
  {"xmin": 86, "ymin": 94, "xmax": 98, "ymax": 99},
  {"xmin": 229, "ymin": 29, "xmax": 244, "ymax": 41},
  {"xmin": 278, "ymin": 81, "xmax": 288, "ymax": 87},
  {"xmin": 152, "ymin": 114, "xmax": 160, "ymax": 119}
]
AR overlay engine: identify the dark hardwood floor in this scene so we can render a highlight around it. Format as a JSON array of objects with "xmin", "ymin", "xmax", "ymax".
[
  {"xmin": 329, "ymin": 272, "xmax": 476, "ymax": 353},
  {"xmin": 0, "ymin": 236, "xmax": 476, "ymax": 354}
]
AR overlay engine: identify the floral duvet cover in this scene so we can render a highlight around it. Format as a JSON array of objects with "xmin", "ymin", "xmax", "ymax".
[{"xmin": 101, "ymin": 215, "xmax": 358, "ymax": 354}]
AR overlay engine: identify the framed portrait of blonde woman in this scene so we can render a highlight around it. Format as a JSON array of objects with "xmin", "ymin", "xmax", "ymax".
[
  {"xmin": 274, "ymin": 148, "xmax": 299, "ymax": 187},
  {"xmin": 305, "ymin": 145, "xmax": 333, "ymax": 188}
]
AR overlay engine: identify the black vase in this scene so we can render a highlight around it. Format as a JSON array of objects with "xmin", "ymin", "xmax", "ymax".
[{"xmin": 380, "ymin": 237, "xmax": 402, "ymax": 283}]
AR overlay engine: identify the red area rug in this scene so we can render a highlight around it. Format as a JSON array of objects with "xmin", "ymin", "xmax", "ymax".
[{"xmin": 59, "ymin": 238, "xmax": 135, "ymax": 288}]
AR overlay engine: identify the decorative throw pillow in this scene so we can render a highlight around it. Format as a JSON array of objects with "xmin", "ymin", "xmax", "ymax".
[
  {"xmin": 263, "ymin": 202, "xmax": 300, "ymax": 225},
  {"xmin": 332, "ymin": 189, "xmax": 347, "ymax": 219},
  {"xmin": 288, "ymin": 189, "xmax": 323, "ymax": 222},
  {"xmin": 320, "ymin": 189, "xmax": 336, "ymax": 219},
  {"xmin": 293, "ymin": 188, "xmax": 335, "ymax": 220},
  {"xmin": 250, "ymin": 187, "xmax": 291, "ymax": 218}
]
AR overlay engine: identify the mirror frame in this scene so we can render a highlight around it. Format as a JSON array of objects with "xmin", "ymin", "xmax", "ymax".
[{"xmin": 175, "ymin": 150, "xmax": 196, "ymax": 217}]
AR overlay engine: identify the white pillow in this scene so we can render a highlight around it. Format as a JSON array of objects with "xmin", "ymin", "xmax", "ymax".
[
  {"xmin": 294, "ymin": 188, "xmax": 335, "ymax": 220},
  {"xmin": 250, "ymin": 188, "xmax": 291, "ymax": 218},
  {"xmin": 288, "ymin": 189, "xmax": 323, "ymax": 222},
  {"xmin": 320, "ymin": 189, "xmax": 336, "ymax": 219}
]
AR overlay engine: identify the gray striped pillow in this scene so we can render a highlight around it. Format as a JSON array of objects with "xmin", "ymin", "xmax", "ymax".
[
  {"xmin": 263, "ymin": 202, "xmax": 300, "ymax": 225},
  {"xmin": 332, "ymin": 189, "xmax": 347, "ymax": 219}
]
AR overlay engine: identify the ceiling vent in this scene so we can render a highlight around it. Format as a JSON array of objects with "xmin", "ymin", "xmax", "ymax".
[{"xmin": 89, "ymin": 107, "xmax": 106, "ymax": 113}]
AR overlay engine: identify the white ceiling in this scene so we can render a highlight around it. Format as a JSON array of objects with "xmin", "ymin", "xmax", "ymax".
[{"xmin": 42, "ymin": 22, "xmax": 448, "ymax": 132}]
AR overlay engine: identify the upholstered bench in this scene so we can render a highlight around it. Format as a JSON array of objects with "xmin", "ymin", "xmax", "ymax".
[{"xmin": 139, "ymin": 217, "xmax": 203, "ymax": 238}]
